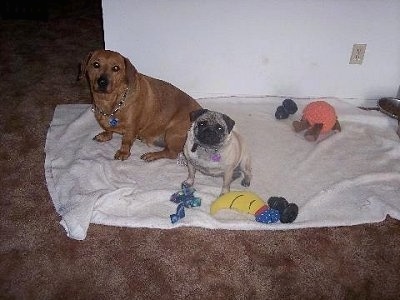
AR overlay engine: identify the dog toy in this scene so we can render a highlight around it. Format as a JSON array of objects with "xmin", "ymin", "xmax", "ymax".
[
  {"xmin": 210, "ymin": 191, "xmax": 298, "ymax": 224},
  {"xmin": 292, "ymin": 100, "xmax": 341, "ymax": 141},
  {"xmin": 170, "ymin": 183, "xmax": 201, "ymax": 223},
  {"xmin": 275, "ymin": 98, "xmax": 298, "ymax": 119}
]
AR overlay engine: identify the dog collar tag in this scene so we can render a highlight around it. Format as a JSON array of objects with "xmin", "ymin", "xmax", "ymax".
[
  {"xmin": 109, "ymin": 116, "xmax": 119, "ymax": 127},
  {"xmin": 211, "ymin": 153, "xmax": 221, "ymax": 162}
]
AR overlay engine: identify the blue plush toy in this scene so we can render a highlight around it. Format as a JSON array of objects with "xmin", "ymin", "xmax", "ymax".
[
  {"xmin": 169, "ymin": 183, "xmax": 201, "ymax": 223},
  {"xmin": 275, "ymin": 98, "xmax": 298, "ymax": 119}
]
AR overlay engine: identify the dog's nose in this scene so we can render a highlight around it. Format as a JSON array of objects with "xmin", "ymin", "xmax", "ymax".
[{"xmin": 97, "ymin": 76, "xmax": 108, "ymax": 90}]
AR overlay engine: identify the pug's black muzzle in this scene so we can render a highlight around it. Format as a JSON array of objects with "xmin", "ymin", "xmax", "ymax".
[{"xmin": 195, "ymin": 126, "xmax": 224, "ymax": 147}]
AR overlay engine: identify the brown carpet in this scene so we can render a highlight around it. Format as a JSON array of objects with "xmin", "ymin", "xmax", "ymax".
[{"xmin": 1, "ymin": 1, "xmax": 400, "ymax": 299}]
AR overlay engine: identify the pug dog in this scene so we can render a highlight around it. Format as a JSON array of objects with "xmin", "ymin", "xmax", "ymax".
[{"xmin": 183, "ymin": 109, "xmax": 252, "ymax": 195}]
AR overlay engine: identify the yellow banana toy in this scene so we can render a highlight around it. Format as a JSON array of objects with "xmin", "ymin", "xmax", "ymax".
[
  {"xmin": 210, "ymin": 191, "xmax": 299, "ymax": 224},
  {"xmin": 210, "ymin": 191, "xmax": 265, "ymax": 215}
]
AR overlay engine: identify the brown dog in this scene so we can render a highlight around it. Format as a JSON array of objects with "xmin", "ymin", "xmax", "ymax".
[{"xmin": 78, "ymin": 49, "xmax": 202, "ymax": 161}]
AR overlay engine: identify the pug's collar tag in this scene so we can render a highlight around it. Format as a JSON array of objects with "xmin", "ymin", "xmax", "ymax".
[{"xmin": 210, "ymin": 152, "xmax": 221, "ymax": 162}]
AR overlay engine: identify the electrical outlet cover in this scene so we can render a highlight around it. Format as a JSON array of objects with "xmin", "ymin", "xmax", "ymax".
[{"xmin": 349, "ymin": 44, "xmax": 367, "ymax": 64}]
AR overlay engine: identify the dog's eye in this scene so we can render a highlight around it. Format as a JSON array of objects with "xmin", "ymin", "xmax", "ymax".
[
  {"xmin": 112, "ymin": 65, "xmax": 120, "ymax": 72},
  {"xmin": 217, "ymin": 125, "xmax": 224, "ymax": 131},
  {"xmin": 198, "ymin": 121, "xmax": 207, "ymax": 127},
  {"xmin": 93, "ymin": 62, "xmax": 100, "ymax": 68}
]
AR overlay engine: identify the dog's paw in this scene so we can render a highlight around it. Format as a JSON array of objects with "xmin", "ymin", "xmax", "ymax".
[
  {"xmin": 140, "ymin": 151, "xmax": 165, "ymax": 162},
  {"xmin": 141, "ymin": 152, "xmax": 155, "ymax": 162},
  {"xmin": 114, "ymin": 150, "xmax": 131, "ymax": 160},
  {"xmin": 241, "ymin": 178, "xmax": 250, "ymax": 187},
  {"xmin": 93, "ymin": 131, "xmax": 113, "ymax": 142}
]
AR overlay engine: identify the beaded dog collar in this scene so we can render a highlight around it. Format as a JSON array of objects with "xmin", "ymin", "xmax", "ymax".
[{"xmin": 91, "ymin": 88, "xmax": 129, "ymax": 127}]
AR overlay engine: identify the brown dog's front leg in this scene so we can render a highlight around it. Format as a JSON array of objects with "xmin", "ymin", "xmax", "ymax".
[
  {"xmin": 115, "ymin": 133, "xmax": 135, "ymax": 160},
  {"xmin": 93, "ymin": 131, "xmax": 113, "ymax": 142},
  {"xmin": 140, "ymin": 148, "xmax": 178, "ymax": 162}
]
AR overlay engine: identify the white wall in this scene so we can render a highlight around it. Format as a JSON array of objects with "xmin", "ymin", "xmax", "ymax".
[{"xmin": 102, "ymin": 0, "xmax": 400, "ymax": 101}]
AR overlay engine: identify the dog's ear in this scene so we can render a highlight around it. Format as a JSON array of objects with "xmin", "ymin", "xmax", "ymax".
[
  {"xmin": 222, "ymin": 114, "xmax": 235, "ymax": 133},
  {"xmin": 77, "ymin": 51, "xmax": 94, "ymax": 81},
  {"xmin": 124, "ymin": 57, "xmax": 138, "ymax": 86},
  {"xmin": 190, "ymin": 109, "xmax": 209, "ymax": 122}
]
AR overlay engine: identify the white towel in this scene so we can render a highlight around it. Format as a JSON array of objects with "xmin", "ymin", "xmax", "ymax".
[{"xmin": 44, "ymin": 97, "xmax": 400, "ymax": 240}]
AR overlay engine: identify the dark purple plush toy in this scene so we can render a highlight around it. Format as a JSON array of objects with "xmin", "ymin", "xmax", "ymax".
[{"xmin": 275, "ymin": 98, "xmax": 298, "ymax": 120}]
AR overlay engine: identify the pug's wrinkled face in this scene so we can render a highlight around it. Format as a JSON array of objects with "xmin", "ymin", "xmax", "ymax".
[{"xmin": 190, "ymin": 109, "xmax": 235, "ymax": 148}]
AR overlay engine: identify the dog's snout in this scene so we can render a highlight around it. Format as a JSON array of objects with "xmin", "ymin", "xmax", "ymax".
[
  {"xmin": 97, "ymin": 75, "xmax": 109, "ymax": 90},
  {"xmin": 197, "ymin": 126, "xmax": 223, "ymax": 146}
]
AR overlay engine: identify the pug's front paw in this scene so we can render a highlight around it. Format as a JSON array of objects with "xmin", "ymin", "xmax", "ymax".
[{"xmin": 241, "ymin": 178, "xmax": 250, "ymax": 187}]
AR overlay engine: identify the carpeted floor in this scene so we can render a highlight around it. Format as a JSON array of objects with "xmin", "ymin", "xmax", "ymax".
[{"xmin": 1, "ymin": 1, "xmax": 400, "ymax": 299}]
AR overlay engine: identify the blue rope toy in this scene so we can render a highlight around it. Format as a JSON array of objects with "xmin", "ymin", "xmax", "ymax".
[{"xmin": 170, "ymin": 183, "xmax": 201, "ymax": 224}]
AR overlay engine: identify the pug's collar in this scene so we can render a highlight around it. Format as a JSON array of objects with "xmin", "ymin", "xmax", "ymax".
[
  {"xmin": 91, "ymin": 88, "xmax": 129, "ymax": 127},
  {"xmin": 191, "ymin": 142, "xmax": 221, "ymax": 162}
]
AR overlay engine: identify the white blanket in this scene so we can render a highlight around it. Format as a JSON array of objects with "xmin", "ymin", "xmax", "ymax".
[{"xmin": 45, "ymin": 97, "xmax": 400, "ymax": 240}]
